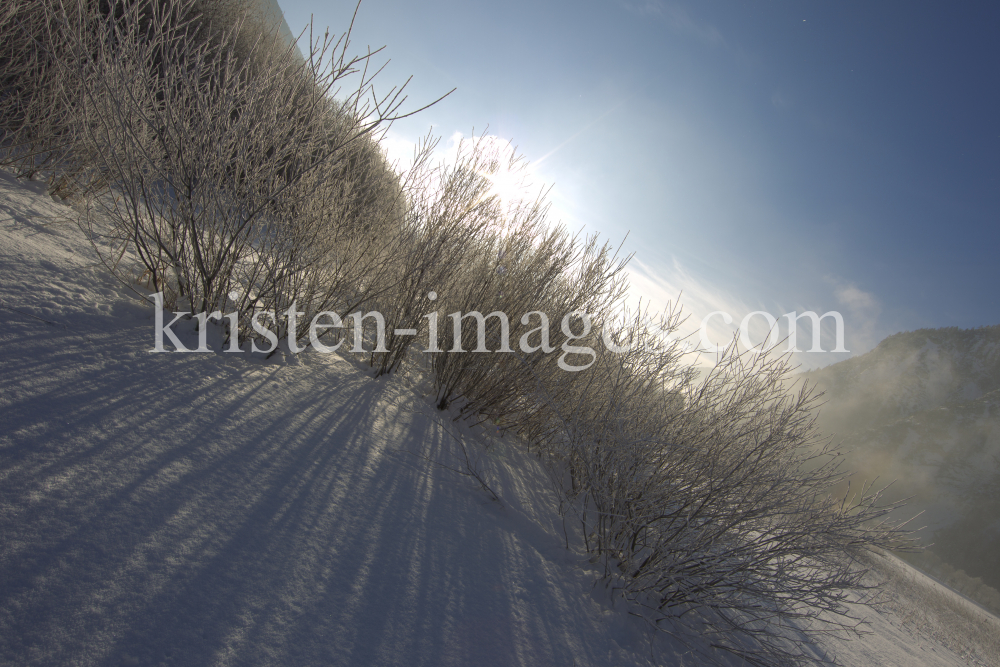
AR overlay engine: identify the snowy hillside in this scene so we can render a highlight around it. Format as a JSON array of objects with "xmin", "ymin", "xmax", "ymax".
[{"xmin": 2, "ymin": 170, "xmax": 1000, "ymax": 666}]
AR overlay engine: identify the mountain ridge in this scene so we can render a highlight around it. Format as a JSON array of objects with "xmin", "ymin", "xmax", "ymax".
[{"xmin": 804, "ymin": 324, "xmax": 1000, "ymax": 602}]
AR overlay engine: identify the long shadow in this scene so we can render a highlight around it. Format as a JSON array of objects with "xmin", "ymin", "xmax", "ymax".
[
  {"xmin": 2, "ymin": 302, "xmax": 642, "ymax": 666},
  {"xmin": 1, "ymin": 188, "xmax": 730, "ymax": 666}
]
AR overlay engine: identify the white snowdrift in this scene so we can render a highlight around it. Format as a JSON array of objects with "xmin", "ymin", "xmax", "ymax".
[{"xmin": 1, "ymin": 170, "xmax": 998, "ymax": 666}]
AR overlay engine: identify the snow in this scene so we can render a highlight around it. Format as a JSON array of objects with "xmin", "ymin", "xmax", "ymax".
[{"xmin": 2, "ymin": 169, "xmax": 999, "ymax": 666}]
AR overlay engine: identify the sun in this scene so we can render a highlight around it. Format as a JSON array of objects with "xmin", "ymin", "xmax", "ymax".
[{"xmin": 485, "ymin": 164, "xmax": 530, "ymax": 206}]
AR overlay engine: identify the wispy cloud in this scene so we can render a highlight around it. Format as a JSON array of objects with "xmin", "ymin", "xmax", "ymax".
[
  {"xmin": 827, "ymin": 277, "xmax": 883, "ymax": 354},
  {"xmin": 625, "ymin": 256, "xmax": 752, "ymax": 363},
  {"xmin": 627, "ymin": 259, "xmax": 876, "ymax": 370},
  {"xmin": 534, "ymin": 100, "xmax": 627, "ymax": 168},
  {"xmin": 834, "ymin": 283, "xmax": 881, "ymax": 316}
]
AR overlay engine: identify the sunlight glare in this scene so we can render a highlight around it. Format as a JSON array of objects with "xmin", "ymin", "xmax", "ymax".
[{"xmin": 483, "ymin": 160, "xmax": 531, "ymax": 208}]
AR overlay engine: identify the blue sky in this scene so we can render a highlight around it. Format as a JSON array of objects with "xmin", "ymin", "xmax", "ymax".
[{"xmin": 276, "ymin": 0, "xmax": 999, "ymax": 368}]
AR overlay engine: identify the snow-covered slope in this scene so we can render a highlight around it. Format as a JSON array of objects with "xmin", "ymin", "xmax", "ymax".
[{"xmin": 2, "ymin": 170, "xmax": 999, "ymax": 666}]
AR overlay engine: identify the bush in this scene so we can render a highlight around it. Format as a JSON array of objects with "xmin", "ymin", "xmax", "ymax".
[
  {"xmin": 39, "ymin": 0, "xmax": 440, "ymax": 354},
  {"xmin": 0, "ymin": 0, "xmax": 94, "ymax": 185},
  {"xmin": 522, "ymin": 318, "xmax": 917, "ymax": 665}
]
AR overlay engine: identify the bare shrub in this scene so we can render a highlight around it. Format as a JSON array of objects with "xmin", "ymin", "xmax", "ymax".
[
  {"xmin": 353, "ymin": 133, "xmax": 603, "ymax": 382},
  {"xmin": 0, "ymin": 0, "xmax": 94, "ymax": 185},
  {"xmin": 526, "ymin": 320, "xmax": 918, "ymax": 665},
  {"xmin": 48, "ymin": 0, "xmax": 445, "ymax": 351},
  {"xmin": 362, "ymin": 132, "xmax": 500, "ymax": 376},
  {"xmin": 429, "ymin": 233, "xmax": 628, "ymax": 417},
  {"xmin": 0, "ymin": 0, "xmax": 300, "ymax": 179},
  {"xmin": 377, "ymin": 134, "xmax": 631, "ymax": 420},
  {"xmin": 229, "ymin": 120, "xmax": 413, "ymax": 351}
]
